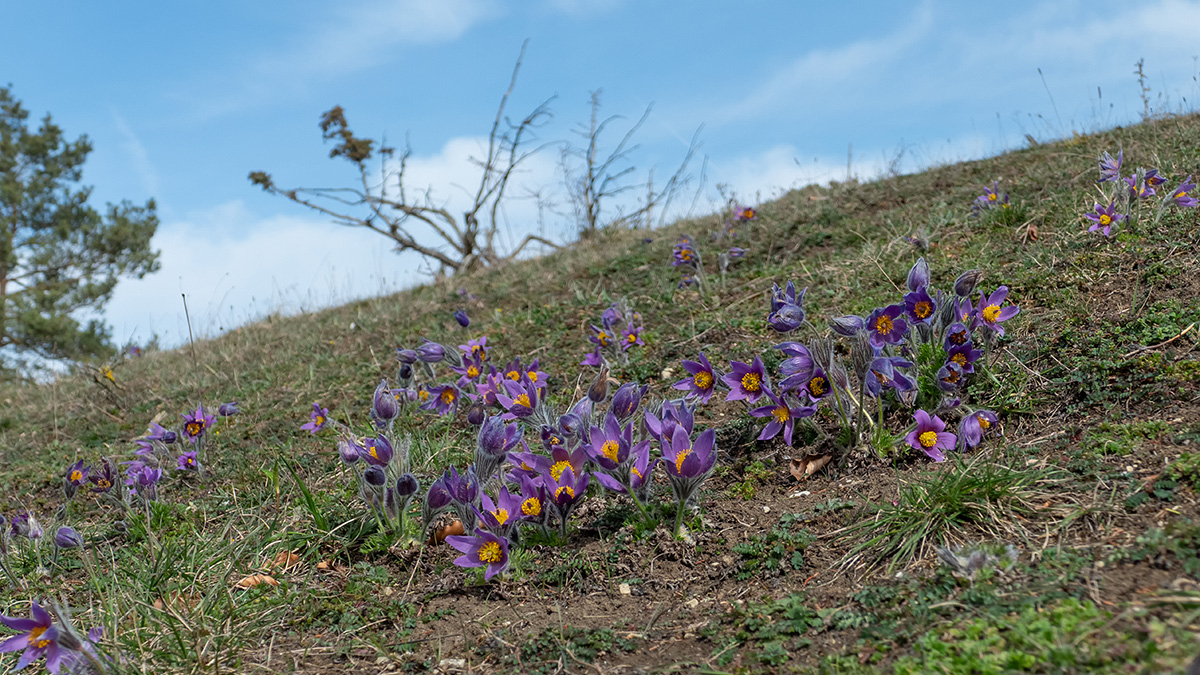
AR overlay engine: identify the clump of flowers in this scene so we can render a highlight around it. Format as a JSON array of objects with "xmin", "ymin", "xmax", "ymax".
[
  {"xmin": 1085, "ymin": 149, "xmax": 1197, "ymax": 238},
  {"xmin": 970, "ymin": 179, "xmax": 1025, "ymax": 226},
  {"xmin": 675, "ymin": 258, "xmax": 1011, "ymax": 467},
  {"xmin": 581, "ymin": 298, "xmax": 645, "ymax": 368}
]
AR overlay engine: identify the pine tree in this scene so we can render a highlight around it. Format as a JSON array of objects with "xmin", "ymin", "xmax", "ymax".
[{"xmin": 0, "ymin": 86, "xmax": 159, "ymax": 375}]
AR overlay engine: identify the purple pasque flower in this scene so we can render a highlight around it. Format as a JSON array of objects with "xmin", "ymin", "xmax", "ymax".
[
  {"xmin": 451, "ymin": 357, "xmax": 486, "ymax": 389},
  {"xmin": 903, "ymin": 285, "xmax": 937, "ymax": 325},
  {"xmin": 944, "ymin": 322, "xmax": 973, "ymax": 350},
  {"xmin": 1125, "ymin": 172, "xmax": 1156, "ymax": 200},
  {"xmin": 581, "ymin": 346, "xmax": 603, "ymax": 368},
  {"xmin": 975, "ymin": 286, "xmax": 1020, "ymax": 337},
  {"xmin": 673, "ymin": 353, "xmax": 717, "ymax": 404},
  {"xmin": 176, "ymin": 451, "xmax": 201, "ymax": 471},
  {"xmin": 301, "ymin": 403, "xmax": 329, "ymax": 434},
  {"xmin": 131, "ymin": 465, "xmax": 163, "ymax": 500},
  {"xmin": 866, "ymin": 305, "xmax": 908, "ymax": 347},
  {"xmin": 589, "ymin": 324, "xmax": 616, "ymax": 350},
  {"xmin": 416, "ymin": 340, "xmax": 446, "ymax": 364},
  {"xmin": 953, "ymin": 270, "xmax": 983, "ymax": 298},
  {"xmin": 733, "ymin": 204, "xmax": 758, "ymax": 222},
  {"xmin": 864, "ymin": 356, "xmax": 915, "ymax": 397},
  {"xmin": 905, "ymin": 410, "xmax": 957, "ymax": 462},
  {"xmin": 476, "ymin": 486, "xmax": 524, "ymax": 540},
  {"xmin": 217, "ymin": 401, "xmax": 241, "ymax": 417},
  {"xmin": 662, "ymin": 426, "xmax": 717, "ymax": 521},
  {"xmin": 475, "ymin": 415, "xmax": 523, "ymax": 482},
  {"xmin": 453, "ymin": 308, "xmax": 470, "ymax": 328},
  {"xmin": 627, "ymin": 439, "xmax": 660, "ymax": 501},
  {"xmin": 515, "ymin": 475, "xmax": 548, "ymax": 527},
  {"xmin": 585, "ymin": 412, "xmax": 632, "ymax": 471},
  {"xmin": 728, "ymin": 246, "xmax": 747, "ymax": 258},
  {"xmin": 830, "ymin": 315, "xmax": 866, "ymax": 337},
  {"xmin": 600, "ymin": 303, "xmax": 622, "ymax": 329},
  {"xmin": 1168, "ymin": 176, "xmax": 1199, "ymax": 208},
  {"xmin": 445, "ymin": 528, "xmax": 511, "ymax": 581},
  {"xmin": 147, "ymin": 422, "xmax": 177, "ymax": 444},
  {"xmin": 181, "ymin": 405, "xmax": 216, "ymax": 443},
  {"xmin": 946, "ymin": 341, "xmax": 984, "ymax": 374},
  {"xmin": 672, "ymin": 237, "xmax": 699, "ymax": 267},
  {"xmin": 721, "ymin": 356, "xmax": 768, "ymax": 403},
  {"xmin": 396, "ymin": 348, "xmax": 419, "ymax": 365},
  {"xmin": 458, "ymin": 336, "xmax": 489, "ymax": 364},
  {"xmin": 54, "ymin": 526, "xmax": 83, "ymax": 549},
  {"xmin": 620, "ymin": 323, "xmax": 645, "ymax": 351},
  {"xmin": 610, "ymin": 382, "xmax": 648, "ymax": 421},
  {"xmin": 88, "ymin": 459, "xmax": 117, "ymax": 494},
  {"xmin": 473, "ymin": 371, "xmax": 506, "ymax": 407},
  {"xmin": 0, "ymin": 601, "xmax": 69, "ymax": 673},
  {"xmin": 543, "ymin": 466, "xmax": 590, "ymax": 535},
  {"xmin": 496, "ymin": 379, "xmax": 539, "ymax": 421},
  {"xmin": 678, "ymin": 271, "xmax": 698, "ymax": 288},
  {"xmin": 937, "ymin": 361, "xmax": 965, "ymax": 392},
  {"xmin": 357, "ymin": 435, "xmax": 394, "ymax": 467},
  {"xmin": 1097, "ymin": 149, "xmax": 1122, "ymax": 183},
  {"xmin": 1085, "ymin": 201, "xmax": 1123, "ymax": 237},
  {"xmin": 749, "ymin": 390, "xmax": 816, "ymax": 446},
  {"xmin": 336, "ymin": 437, "xmax": 361, "ymax": 465},
  {"xmin": 523, "ymin": 358, "xmax": 549, "ymax": 391},
  {"xmin": 64, "ymin": 460, "xmax": 90, "ymax": 499},
  {"xmin": 796, "ymin": 367, "xmax": 832, "ymax": 401},
  {"xmin": 959, "ymin": 410, "xmax": 1000, "ymax": 450},
  {"xmin": 420, "ymin": 383, "xmax": 461, "ymax": 416},
  {"xmin": 767, "ymin": 281, "xmax": 807, "ymax": 333},
  {"xmin": 645, "ymin": 399, "xmax": 695, "ymax": 444},
  {"xmin": 906, "ymin": 257, "xmax": 930, "ymax": 293},
  {"xmin": 422, "ymin": 474, "xmax": 454, "ymax": 532},
  {"xmin": 372, "ymin": 379, "xmax": 400, "ymax": 427},
  {"xmin": 975, "ymin": 181, "xmax": 1005, "ymax": 208},
  {"xmin": 10, "ymin": 511, "xmax": 42, "ymax": 540}
]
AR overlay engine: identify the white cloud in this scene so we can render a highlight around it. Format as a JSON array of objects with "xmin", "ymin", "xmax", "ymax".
[{"xmin": 104, "ymin": 201, "xmax": 412, "ymax": 345}]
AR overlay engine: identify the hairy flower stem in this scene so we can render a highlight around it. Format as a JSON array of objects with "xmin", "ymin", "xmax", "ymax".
[
  {"xmin": 624, "ymin": 479, "xmax": 651, "ymax": 524},
  {"xmin": 143, "ymin": 500, "xmax": 158, "ymax": 565},
  {"xmin": 674, "ymin": 501, "xmax": 687, "ymax": 538}
]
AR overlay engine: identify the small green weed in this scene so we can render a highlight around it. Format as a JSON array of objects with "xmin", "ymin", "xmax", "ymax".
[{"xmin": 732, "ymin": 512, "xmax": 813, "ymax": 579}]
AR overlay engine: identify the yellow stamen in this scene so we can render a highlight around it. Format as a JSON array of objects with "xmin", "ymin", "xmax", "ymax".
[
  {"xmin": 521, "ymin": 497, "xmax": 542, "ymax": 517},
  {"xmin": 693, "ymin": 371, "xmax": 713, "ymax": 390},
  {"xmin": 185, "ymin": 421, "xmax": 203, "ymax": 436},
  {"xmin": 549, "ymin": 460, "xmax": 570, "ymax": 482},
  {"xmin": 555, "ymin": 485, "xmax": 575, "ymax": 501},
  {"xmin": 440, "ymin": 389, "xmax": 456, "ymax": 404},
  {"xmin": 527, "ymin": 371, "xmax": 539, "ymax": 382},
  {"xmin": 919, "ymin": 431, "xmax": 938, "ymax": 448},
  {"xmin": 478, "ymin": 541, "xmax": 503, "ymax": 564},
  {"xmin": 809, "ymin": 376, "xmax": 826, "ymax": 397},
  {"xmin": 467, "ymin": 365, "xmax": 479, "ymax": 378},
  {"xmin": 30, "ymin": 626, "xmax": 49, "ymax": 649},
  {"xmin": 418, "ymin": 390, "xmax": 429, "ymax": 401},
  {"xmin": 987, "ymin": 193, "xmax": 997, "ymax": 201},
  {"xmin": 951, "ymin": 353, "xmax": 967, "ymax": 367},
  {"xmin": 631, "ymin": 466, "xmax": 643, "ymax": 480},
  {"xmin": 982, "ymin": 304, "xmax": 1001, "ymax": 323},
  {"xmin": 914, "ymin": 301, "xmax": 932, "ymax": 319},
  {"xmin": 600, "ymin": 440, "xmax": 620, "ymax": 464},
  {"xmin": 70, "ymin": 470, "xmax": 83, "ymax": 482},
  {"xmin": 1099, "ymin": 214, "xmax": 1111, "ymax": 226},
  {"xmin": 492, "ymin": 509, "xmax": 509, "ymax": 525},
  {"xmin": 627, "ymin": 333, "xmax": 638, "ymax": 344},
  {"xmin": 515, "ymin": 393, "xmax": 531, "ymax": 408},
  {"xmin": 675, "ymin": 447, "xmax": 692, "ymax": 473},
  {"xmin": 876, "ymin": 315, "xmax": 895, "ymax": 335},
  {"xmin": 772, "ymin": 407, "xmax": 790, "ymax": 423},
  {"xmin": 741, "ymin": 372, "xmax": 761, "ymax": 393},
  {"xmin": 507, "ymin": 370, "xmax": 521, "ymax": 381},
  {"xmin": 315, "ymin": 415, "xmax": 326, "ymax": 427},
  {"xmin": 978, "ymin": 417, "xmax": 991, "ymax": 430},
  {"xmin": 597, "ymin": 331, "xmax": 609, "ymax": 346}
]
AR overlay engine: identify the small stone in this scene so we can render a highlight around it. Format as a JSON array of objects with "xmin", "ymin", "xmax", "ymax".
[
  {"xmin": 762, "ymin": 506, "xmax": 771, "ymax": 513},
  {"xmin": 619, "ymin": 583, "xmax": 631, "ymax": 595},
  {"xmin": 438, "ymin": 658, "xmax": 467, "ymax": 673},
  {"xmin": 685, "ymin": 598, "xmax": 699, "ymax": 609}
]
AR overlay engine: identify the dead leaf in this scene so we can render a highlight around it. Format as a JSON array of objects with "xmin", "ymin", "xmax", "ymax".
[
  {"xmin": 267, "ymin": 550, "xmax": 302, "ymax": 571},
  {"xmin": 790, "ymin": 454, "xmax": 832, "ymax": 480},
  {"xmin": 317, "ymin": 560, "xmax": 331, "ymax": 571},
  {"xmin": 153, "ymin": 591, "xmax": 201, "ymax": 612},
  {"xmin": 430, "ymin": 520, "xmax": 464, "ymax": 545},
  {"xmin": 233, "ymin": 574, "xmax": 278, "ymax": 590}
]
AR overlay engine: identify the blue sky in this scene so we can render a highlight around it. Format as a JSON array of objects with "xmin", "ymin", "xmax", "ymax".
[{"xmin": 3, "ymin": 0, "xmax": 1199, "ymax": 347}]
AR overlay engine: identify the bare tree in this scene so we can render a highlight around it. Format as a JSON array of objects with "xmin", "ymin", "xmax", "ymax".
[
  {"xmin": 249, "ymin": 43, "xmax": 560, "ymax": 276},
  {"xmin": 561, "ymin": 91, "xmax": 701, "ymax": 237}
]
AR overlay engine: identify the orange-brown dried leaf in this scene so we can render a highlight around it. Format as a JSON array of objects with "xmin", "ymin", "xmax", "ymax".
[{"xmin": 233, "ymin": 574, "xmax": 279, "ymax": 590}]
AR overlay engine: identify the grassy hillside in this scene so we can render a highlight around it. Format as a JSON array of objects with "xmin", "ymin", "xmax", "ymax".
[{"xmin": 2, "ymin": 112, "xmax": 1200, "ymax": 674}]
